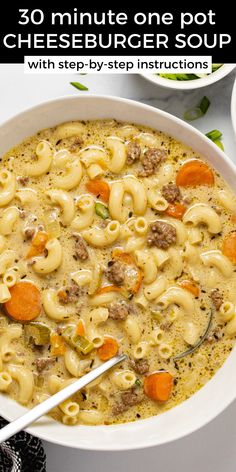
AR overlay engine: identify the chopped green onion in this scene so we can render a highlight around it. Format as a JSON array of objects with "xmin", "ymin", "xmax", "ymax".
[
  {"xmin": 61, "ymin": 326, "xmax": 75, "ymax": 348},
  {"xmin": 212, "ymin": 64, "xmax": 223, "ymax": 72},
  {"xmin": 158, "ymin": 65, "xmax": 223, "ymax": 81},
  {"xmin": 205, "ymin": 129, "xmax": 222, "ymax": 140},
  {"xmin": 135, "ymin": 378, "xmax": 142, "ymax": 387},
  {"xmin": 173, "ymin": 310, "xmax": 213, "ymax": 361},
  {"xmin": 62, "ymin": 326, "xmax": 94, "ymax": 355},
  {"xmin": 184, "ymin": 107, "xmax": 204, "ymax": 121},
  {"xmin": 70, "ymin": 81, "xmax": 88, "ymax": 91},
  {"xmin": 194, "ymin": 73, "xmax": 208, "ymax": 78},
  {"xmin": 159, "ymin": 73, "xmax": 198, "ymax": 81},
  {"xmin": 73, "ymin": 335, "xmax": 94, "ymax": 355},
  {"xmin": 95, "ymin": 202, "xmax": 110, "ymax": 219},
  {"xmin": 184, "ymin": 96, "xmax": 210, "ymax": 121},
  {"xmin": 150, "ymin": 308, "xmax": 162, "ymax": 322}
]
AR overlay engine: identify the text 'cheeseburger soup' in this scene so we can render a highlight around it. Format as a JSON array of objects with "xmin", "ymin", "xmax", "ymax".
[{"xmin": 0, "ymin": 119, "xmax": 235, "ymax": 426}]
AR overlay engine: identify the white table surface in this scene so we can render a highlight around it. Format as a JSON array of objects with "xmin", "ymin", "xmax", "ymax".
[{"xmin": 0, "ymin": 66, "xmax": 236, "ymax": 472}]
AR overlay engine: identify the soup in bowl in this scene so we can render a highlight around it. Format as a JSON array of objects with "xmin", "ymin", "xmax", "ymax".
[{"xmin": 0, "ymin": 95, "xmax": 236, "ymax": 450}]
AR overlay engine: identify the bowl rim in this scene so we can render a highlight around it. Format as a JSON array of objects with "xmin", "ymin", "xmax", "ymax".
[
  {"xmin": 140, "ymin": 64, "xmax": 236, "ymax": 90},
  {"xmin": 231, "ymin": 77, "xmax": 236, "ymax": 137},
  {"xmin": 1, "ymin": 94, "xmax": 236, "ymax": 450}
]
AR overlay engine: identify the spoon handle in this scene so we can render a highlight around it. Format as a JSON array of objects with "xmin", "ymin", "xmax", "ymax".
[{"xmin": 0, "ymin": 354, "xmax": 126, "ymax": 444}]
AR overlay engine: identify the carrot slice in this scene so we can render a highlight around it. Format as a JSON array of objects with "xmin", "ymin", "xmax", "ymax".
[
  {"xmin": 50, "ymin": 333, "xmax": 66, "ymax": 356},
  {"xmin": 222, "ymin": 232, "xmax": 236, "ymax": 264},
  {"xmin": 96, "ymin": 285, "xmax": 122, "ymax": 295},
  {"xmin": 112, "ymin": 249, "xmax": 135, "ymax": 265},
  {"xmin": 97, "ymin": 336, "xmax": 119, "ymax": 361},
  {"xmin": 4, "ymin": 281, "xmax": 42, "ymax": 322},
  {"xmin": 144, "ymin": 372, "xmax": 173, "ymax": 402},
  {"xmin": 112, "ymin": 249, "xmax": 142, "ymax": 294},
  {"xmin": 86, "ymin": 179, "xmax": 110, "ymax": 203},
  {"xmin": 76, "ymin": 319, "xmax": 86, "ymax": 336},
  {"xmin": 165, "ymin": 203, "xmax": 186, "ymax": 220},
  {"xmin": 176, "ymin": 160, "xmax": 214, "ymax": 187},
  {"xmin": 27, "ymin": 231, "xmax": 48, "ymax": 258},
  {"xmin": 178, "ymin": 280, "xmax": 200, "ymax": 297},
  {"xmin": 57, "ymin": 289, "xmax": 68, "ymax": 303}
]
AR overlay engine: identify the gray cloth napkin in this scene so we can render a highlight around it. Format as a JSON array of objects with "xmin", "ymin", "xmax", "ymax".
[{"xmin": 0, "ymin": 417, "xmax": 46, "ymax": 472}]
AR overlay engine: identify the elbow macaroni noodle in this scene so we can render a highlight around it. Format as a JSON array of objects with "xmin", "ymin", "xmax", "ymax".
[
  {"xmin": 0, "ymin": 170, "xmax": 16, "ymax": 207},
  {"xmin": 33, "ymin": 239, "xmax": 62, "ymax": 274},
  {"xmin": 46, "ymin": 190, "xmax": 75, "ymax": 226},
  {"xmin": 54, "ymin": 157, "xmax": 83, "ymax": 190},
  {"xmin": 183, "ymin": 204, "xmax": 222, "ymax": 234},
  {"xmin": 72, "ymin": 195, "xmax": 94, "ymax": 231},
  {"xmin": 0, "ymin": 207, "xmax": 19, "ymax": 235}
]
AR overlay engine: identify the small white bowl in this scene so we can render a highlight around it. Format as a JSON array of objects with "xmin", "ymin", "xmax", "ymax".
[
  {"xmin": 141, "ymin": 64, "xmax": 235, "ymax": 90},
  {"xmin": 231, "ymin": 77, "xmax": 236, "ymax": 137}
]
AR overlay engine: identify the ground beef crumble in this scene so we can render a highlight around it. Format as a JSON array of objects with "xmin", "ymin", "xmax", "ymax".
[
  {"xmin": 58, "ymin": 283, "xmax": 82, "ymax": 304},
  {"xmin": 35, "ymin": 357, "xmax": 55, "ymax": 372},
  {"xmin": 210, "ymin": 288, "xmax": 223, "ymax": 310},
  {"xmin": 108, "ymin": 302, "xmax": 129, "ymax": 321},
  {"xmin": 106, "ymin": 260, "xmax": 125, "ymax": 285},
  {"xmin": 17, "ymin": 176, "xmax": 29, "ymax": 186},
  {"xmin": 72, "ymin": 234, "xmax": 89, "ymax": 261}
]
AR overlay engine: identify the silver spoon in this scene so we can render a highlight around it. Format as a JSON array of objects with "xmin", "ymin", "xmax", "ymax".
[{"xmin": 0, "ymin": 354, "xmax": 127, "ymax": 443}]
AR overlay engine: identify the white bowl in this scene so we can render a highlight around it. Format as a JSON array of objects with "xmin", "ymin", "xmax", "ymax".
[
  {"xmin": 141, "ymin": 64, "xmax": 235, "ymax": 90},
  {"xmin": 231, "ymin": 77, "xmax": 236, "ymax": 137},
  {"xmin": 1, "ymin": 95, "xmax": 236, "ymax": 450}
]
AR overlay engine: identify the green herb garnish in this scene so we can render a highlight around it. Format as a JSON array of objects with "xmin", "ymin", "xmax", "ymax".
[
  {"xmin": 184, "ymin": 96, "xmax": 210, "ymax": 121},
  {"xmin": 173, "ymin": 310, "xmax": 213, "ymax": 361},
  {"xmin": 62, "ymin": 326, "xmax": 94, "ymax": 355},
  {"xmin": 158, "ymin": 65, "xmax": 223, "ymax": 82},
  {"xmin": 159, "ymin": 73, "xmax": 198, "ymax": 81},
  {"xmin": 205, "ymin": 129, "xmax": 222, "ymax": 140},
  {"xmin": 213, "ymin": 139, "xmax": 224, "ymax": 151},
  {"xmin": 199, "ymin": 96, "xmax": 211, "ymax": 114},
  {"xmin": 24, "ymin": 322, "xmax": 50, "ymax": 345},
  {"xmin": 70, "ymin": 81, "xmax": 88, "ymax": 91},
  {"xmin": 206, "ymin": 129, "xmax": 224, "ymax": 150},
  {"xmin": 212, "ymin": 64, "xmax": 223, "ymax": 72},
  {"xmin": 135, "ymin": 378, "xmax": 142, "ymax": 387}
]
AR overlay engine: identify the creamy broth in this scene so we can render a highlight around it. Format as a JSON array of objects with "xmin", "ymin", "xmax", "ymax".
[{"xmin": 0, "ymin": 119, "xmax": 235, "ymax": 426}]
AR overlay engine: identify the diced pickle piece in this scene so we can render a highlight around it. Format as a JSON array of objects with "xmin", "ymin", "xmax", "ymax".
[
  {"xmin": 62, "ymin": 326, "xmax": 94, "ymax": 355},
  {"xmin": 44, "ymin": 211, "xmax": 61, "ymax": 238},
  {"xmin": 95, "ymin": 202, "xmax": 109, "ymax": 219}
]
